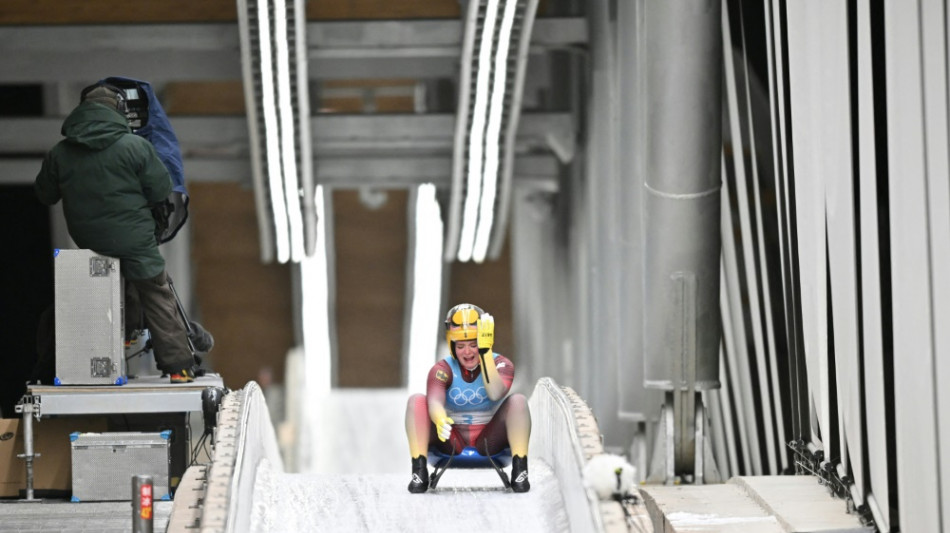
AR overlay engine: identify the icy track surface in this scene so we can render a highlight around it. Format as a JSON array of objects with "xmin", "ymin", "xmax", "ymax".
[{"xmin": 249, "ymin": 459, "xmax": 571, "ymax": 533}]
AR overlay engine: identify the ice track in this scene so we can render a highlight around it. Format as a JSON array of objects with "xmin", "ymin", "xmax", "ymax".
[
  {"xmin": 190, "ymin": 381, "xmax": 606, "ymax": 532},
  {"xmin": 249, "ymin": 459, "xmax": 570, "ymax": 532}
]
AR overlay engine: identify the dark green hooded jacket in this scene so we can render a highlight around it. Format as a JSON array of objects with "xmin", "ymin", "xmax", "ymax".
[{"xmin": 35, "ymin": 102, "xmax": 172, "ymax": 280}]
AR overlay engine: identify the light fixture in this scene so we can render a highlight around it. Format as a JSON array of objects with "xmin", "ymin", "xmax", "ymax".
[
  {"xmin": 446, "ymin": 0, "xmax": 540, "ymax": 263},
  {"xmin": 237, "ymin": 0, "xmax": 315, "ymax": 263}
]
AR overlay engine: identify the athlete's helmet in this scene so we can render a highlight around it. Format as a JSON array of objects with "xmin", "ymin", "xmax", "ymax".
[{"xmin": 444, "ymin": 303, "xmax": 484, "ymax": 359}]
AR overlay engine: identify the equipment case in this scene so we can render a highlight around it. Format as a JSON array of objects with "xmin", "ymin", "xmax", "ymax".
[
  {"xmin": 70, "ymin": 431, "xmax": 171, "ymax": 501},
  {"xmin": 54, "ymin": 249, "xmax": 127, "ymax": 385}
]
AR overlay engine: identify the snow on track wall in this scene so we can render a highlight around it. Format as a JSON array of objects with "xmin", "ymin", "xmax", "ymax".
[
  {"xmin": 199, "ymin": 382, "xmax": 284, "ymax": 533},
  {"xmin": 528, "ymin": 377, "xmax": 605, "ymax": 532}
]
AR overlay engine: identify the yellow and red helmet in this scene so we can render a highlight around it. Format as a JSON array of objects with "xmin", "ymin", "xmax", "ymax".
[{"xmin": 444, "ymin": 303, "xmax": 484, "ymax": 358}]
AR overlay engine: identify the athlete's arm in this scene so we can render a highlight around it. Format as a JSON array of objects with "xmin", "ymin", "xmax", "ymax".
[
  {"xmin": 476, "ymin": 314, "xmax": 510, "ymax": 401},
  {"xmin": 482, "ymin": 354, "xmax": 514, "ymax": 401},
  {"xmin": 426, "ymin": 361, "xmax": 454, "ymax": 440}
]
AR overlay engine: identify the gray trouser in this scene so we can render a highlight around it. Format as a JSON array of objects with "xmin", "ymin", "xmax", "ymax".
[{"xmin": 126, "ymin": 270, "xmax": 194, "ymax": 373}]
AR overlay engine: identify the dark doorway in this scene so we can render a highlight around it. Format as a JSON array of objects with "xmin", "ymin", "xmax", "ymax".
[{"xmin": 0, "ymin": 186, "xmax": 52, "ymax": 417}]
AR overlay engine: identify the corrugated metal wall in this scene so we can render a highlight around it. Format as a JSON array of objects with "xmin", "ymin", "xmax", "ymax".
[{"xmin": 712, "ymin": 1, "xmax": 950, "ymax": 531}]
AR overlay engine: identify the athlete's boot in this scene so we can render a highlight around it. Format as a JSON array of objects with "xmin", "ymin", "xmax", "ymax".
[
  {"xmin": 511, "ymin": 455, "xmax": 530, "ymax": 493},
  {"xmin": 408, "ymin": 456, "xmax": 429, "ymax": 493}
]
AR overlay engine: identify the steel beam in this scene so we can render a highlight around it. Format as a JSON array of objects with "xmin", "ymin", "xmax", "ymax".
[
  {"xmin": 0, "ymin": 113, "xmax": 566, "ymax": 188},
  {"xmin": 0, "ymin": 18, "xmax": 584, "ymax": 52},
  {"xmin": 0, "ymin": 18, "xmax": 586, "ymax": 82},
  {"xmin": 0, "ymin": 113, "xmax": 572, "ymax": 157},
  {"xmin": 0, "ymin": 154, "xmax": 558, "ymax": 189},
  {"xmin": 307, "ymin": 18, "xmax": 585, "ymax": 48}
]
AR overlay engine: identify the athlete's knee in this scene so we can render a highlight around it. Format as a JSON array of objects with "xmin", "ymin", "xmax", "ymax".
[
  {"xmin": 407, "ymin": 393, "xmax": 427, "ymax": 412},
  {"xmin": 507, "ymin": 393, "xmax": 528, "ymax": 411}
]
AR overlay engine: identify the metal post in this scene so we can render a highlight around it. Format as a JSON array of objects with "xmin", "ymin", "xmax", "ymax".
[
  {"xmin": 15, "ymin": 399, "xmax": 38, "ymax": 501},
  {"xmin": 132, "ymin": 474, "xmax": 154, "ymax": 533}
]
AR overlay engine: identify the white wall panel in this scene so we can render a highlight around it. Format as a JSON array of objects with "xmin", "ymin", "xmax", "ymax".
[
  {"xmin": 884, "ymin": 0, "xmax": 942, "ymax": 530},
  {"xmin": 720, "ymin": 186, "xmax": 758, "ymax": 474},
  {"xmin": 854, "ymin": 0, "xmax": 890, "ymax": 527},
  {"xmin": 785, "ymin": 2, "xmax": 831, "ymax": 450},
  {"xmin": 766, "ymin": 0, "xmax": 810, "ymax": 452},
  {"xmin": 812, "ymin": 0, "xmax": 866, "ymax": 505},
  {"xmin": 919, "ymin": 0, "xmax": 950, "ymax": 524}
]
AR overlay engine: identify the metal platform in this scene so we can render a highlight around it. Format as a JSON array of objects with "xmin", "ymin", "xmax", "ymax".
[
  {"xmin": 15, "ymin": 374, "xmax": 225, "ymax": 501},
  {"xmin": 24, "ymin": 374, "xmax": 226, "ymax": 417}
]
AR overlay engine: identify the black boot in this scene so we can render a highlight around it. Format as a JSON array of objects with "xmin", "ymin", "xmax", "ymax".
[
  {"xmin": 408, "ymin": 456, "xmax": 429, "ymax": 493},
  {"xmin": 511, "ymin": 455, "xmax": 530, "ymax": 493}
]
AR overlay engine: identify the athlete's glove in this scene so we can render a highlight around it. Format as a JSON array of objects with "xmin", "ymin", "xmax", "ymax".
[
  {"xmin": 477, "ymin": 313, "xmax": 494, "ymax": 355},
  {"xmin": 435, "ymin": 415, "xmax": 455, "ymax": 442}
]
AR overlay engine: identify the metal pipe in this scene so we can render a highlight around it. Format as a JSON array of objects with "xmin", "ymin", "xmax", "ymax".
[
  {"xmin": 132, "ymin": 474, "xmax": 154, "ymax": 533},
  {"xmin": 15, "ymin": 400, "xmax": 37, "ymax": 501},
  {"xmin": 643, "ymin": 0, "xmax": 722, "ymax": 391},
  {"xmin": 23, "ymin": 408, "xmax": 34, "ymax": 500}
]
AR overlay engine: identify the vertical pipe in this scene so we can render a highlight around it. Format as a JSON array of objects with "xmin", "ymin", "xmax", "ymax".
[
  {"xmin": 132, "ymin": 474, "xmax": 154, "ymax": 533},
  {"xmin": 22, "ymin": 404, "xmax": 34, "ymax": 501},
  {"xmin": 567, "ymin": 27, "xmax": 586, "ymax": 391},
  {"xmin": 617, "ymin": 0, "xmax": 660, "ymax": 424},
  {"xmin": 581, "ymin": 0, "xmax": 609, "ymax": 433},
  {"xmin": 643, "ymin": 0, "xmax": 722, "ymax": 391},
  {"xmin": 511, "ymin": 188, "xmax": 560, "ymax": 386},
  {"xmin": 586, "ymin": 0, "xmax": 628, "ymax": 448}
]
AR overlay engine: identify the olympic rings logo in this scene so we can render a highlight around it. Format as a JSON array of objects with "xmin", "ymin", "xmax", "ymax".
[{"xmin": 448, "ymin": 387, "xmax": 487, "ymax": 406}]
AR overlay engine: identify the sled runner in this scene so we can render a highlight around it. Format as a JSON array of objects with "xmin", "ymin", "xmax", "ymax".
[{"xmin": 427, "ymin": 443, "xmax": 512, "ymax": 490}]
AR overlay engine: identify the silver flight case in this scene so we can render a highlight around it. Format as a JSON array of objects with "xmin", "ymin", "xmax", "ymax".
[
  {"xmin": 70, "ymin": 431, "xmax": 172, "ymax": 501},
  {"xmin": 54, "ymin": 248, "xmax": 127, "ymax": 385}
]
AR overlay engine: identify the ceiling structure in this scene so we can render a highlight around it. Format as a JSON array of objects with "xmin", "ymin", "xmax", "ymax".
[
  {"xmin": 0, "ymin": 6, "xmax": 587, "ymax": 392},
  {"xmin": 0, "ymin": 18, "xmax": 584, "ymax": 191}
]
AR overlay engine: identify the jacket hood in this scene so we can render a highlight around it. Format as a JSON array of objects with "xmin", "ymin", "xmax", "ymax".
[
  {"xmin": 61, "ymin": 101, "xmax": 130, "ymax": 150},
  {"xmin": 101, "ymin": 77, "xmax": 186, "ymax": 194}
]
